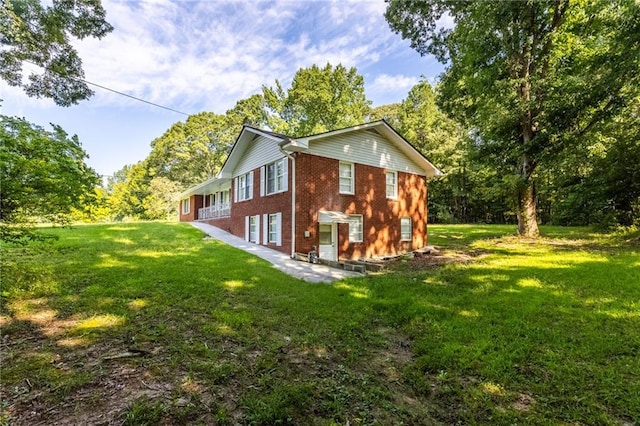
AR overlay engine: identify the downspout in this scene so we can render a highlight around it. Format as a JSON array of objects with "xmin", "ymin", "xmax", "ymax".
[{"xmin": 279, "ymin": 146, "xmax": 296, "ymax": 258}]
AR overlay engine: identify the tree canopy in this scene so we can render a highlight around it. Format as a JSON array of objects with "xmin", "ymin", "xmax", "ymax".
[
  {"xmin": 386, "ymin": 0, "xmax": 640, "ymax": 237},
  {"xmin": 0, "ymin": 115, "xmax": 98, "ymax": 242},
  {"xmin": 0, "ymin": 0, "xmax": 113, "ymax": 106},
  {"xmin": 263, "ymin": 63, "xmax": 371, "ymax": 136}
]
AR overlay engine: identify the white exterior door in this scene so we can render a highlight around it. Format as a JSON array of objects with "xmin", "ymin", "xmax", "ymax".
[{"xmin": 318, "ymin": 223, "xmax": 337, "ymax": 261}]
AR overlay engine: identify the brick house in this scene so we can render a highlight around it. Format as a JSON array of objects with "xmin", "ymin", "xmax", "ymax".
[{"xmin": 178, "ymin": 121, "xmax": 441, "ymax": 261}]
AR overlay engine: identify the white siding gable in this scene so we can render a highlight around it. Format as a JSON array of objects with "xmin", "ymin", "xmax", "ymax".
[
  {"xmin": 306, "ymin": 129, "xmax": 425, "ymax": 175},
  {"xmin": 234, "ymin": 135, "xmax": 285, "ymax": 177}
]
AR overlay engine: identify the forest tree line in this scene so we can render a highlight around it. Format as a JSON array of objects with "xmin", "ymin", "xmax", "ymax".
[
  {"xmin": 74, "ymin": 62, "xmax": 639, "ymax": 229},
  {"xmin": 3, "ymin": 0, "xmax": 638, "ymax": 242}
]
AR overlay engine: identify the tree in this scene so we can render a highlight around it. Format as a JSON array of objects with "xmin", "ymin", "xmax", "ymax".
[
  {"xmin": 143, "ymin": 177, "xmax": 181, "ymax": 221},
  {"xmin": 0, "ymin": 115, "xmax": 98, "ymax": 242},
  {"xmin": 225, "ymin": 94, "xmax": 268, "ymax": 129},
  {"xmin": 106, "ymin": 162, "xmax": 150, "ymax": 220},
  {"xmin": 386, "ymin": 0, "xmax": 640, "ymax": 237},
  {"xmin": 394, "ymin": 80, "xmax": 511, "ymax": 224},
  {"xmin": 397, "ymin": 81, "xmax": 462, "ymax": 169},
  {"xmin": 263, "ymin": 63, "xmax": 371, "ymax": 136},
  {"xmin": 543, "ymin": 95, "xmax": 640, "ymax": 227},
  {"xmin": 146, "ymin": 112, "xmax": 230, "ymax": 188},
  {"xmin": 369, "ymin": 103, "xmax": 401, "ymax": 128},
  {"xmin": 1, "ymin": 0, "xmax": 113, "ymax": 106}
]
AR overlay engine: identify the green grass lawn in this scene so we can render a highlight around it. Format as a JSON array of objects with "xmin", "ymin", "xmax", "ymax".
[{"xmin": 1, "ymin": 223, "xmax": 638, "ymax": 425}]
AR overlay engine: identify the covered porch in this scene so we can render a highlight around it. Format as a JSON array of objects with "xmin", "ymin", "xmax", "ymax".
[{"xmin": 179, "ymin": 177, "xmax": 232, "ymax": 221}]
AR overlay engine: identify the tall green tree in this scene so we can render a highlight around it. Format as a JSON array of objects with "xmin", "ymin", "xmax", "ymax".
[
  {"xmin": 107, "ymin": 162, "xmax": 149, "ymax": 220},
  {"xmin": 397, "ymin": 81, "xmax": 462, "ymax": 169},
  {"xmin": 0, "ymin": 115, "xmax": 98, "ymax": 241},
  {"xmin": 225, "ymin": 94, "xmax": 268, "ymax": 129},
  {"xmin": 369, "ymin": 103, "xmax": 401, "ymax": 128},
  {"xmin": 143, "ymin": 177, "xmax": 182, "ymax": 221},
  {"xmin": 263, "ymin": 63, "xmax": 371, "ymax": 136},
  {"xmin": 386, "ymin": 0, "xmax": 640, "ymax": 237},
  {"xmin": 146, "ymin": 112, "xmax": 230, "ymax": 188},
  {"xmin": 1, "ymin": 0, "xmax": 113, "ymax": 106},
  {"xmin": 394, "ymin": 80, "xmax": 512, "ymax": 224},
  {"xmin": 543, "ymin": 95, "xmax": 640, "ymax": 227}
]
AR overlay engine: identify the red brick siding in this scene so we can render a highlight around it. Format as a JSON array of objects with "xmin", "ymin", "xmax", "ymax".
[
  {"xmin": 202, "ymin": 217, "xmax": 233, "ymax": 232},
  {"xmin": 179, "ymin": 195, "xmax": 203, "ymax": 222},
  {"xmin": 223, "ymin": 161, "xmax": 293, "ymax": 255},
  {"xmin": 295, "ymin": 153, "xmax": 427, "ymax": 259}
]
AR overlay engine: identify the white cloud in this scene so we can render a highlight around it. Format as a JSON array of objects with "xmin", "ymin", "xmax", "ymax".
[
  {"xmin": 3, "ymin": 0, "xmax": 435, "ymax": 115},
  {"xmin": 370, "ymin": 74, "xmax": 419, "ymax": 92},
  {"xmin": 436, "ymin": 12, "xmax": 455, "ymax": 30}
]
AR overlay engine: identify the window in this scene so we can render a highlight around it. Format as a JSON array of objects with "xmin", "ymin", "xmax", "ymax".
[
  {"xmin": 400, "ymin": 217, "xmax": 412, "ymax": 241},
  {"xmin": 249, "ymin": 216, "xmax": 257, "ymax": 242},
  {"xmin": 237, "ymin": 172, "xmax": 253, "ymax": 201},
  {"xmin": 386, "ymin": 171, "xmax": 397, "ymax": 199},
  {"xmin": 266, "ymin": 158, "xmax": 286, "ymax": 194},
  {"xmin": 348, "ymin": 215, "xmax": 363, "ymax": 243},
  {"xmin": 182, "ymin": 198, "xmax": 190, "ymax": 214},
  {"xmin": 339, "ymin": 162, "xmax": 354, "ymax": 194},
  {"xmin": 268, "ymin": 214, "xmax": 278, "ymax": 243}
]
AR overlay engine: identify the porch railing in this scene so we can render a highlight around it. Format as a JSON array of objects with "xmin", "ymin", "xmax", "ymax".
[{"xmin": 198, "ymin": 203, "xmax": 231, "ymax": 220}]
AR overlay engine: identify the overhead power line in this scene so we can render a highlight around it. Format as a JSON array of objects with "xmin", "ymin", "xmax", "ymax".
[{"xmin": 24, "ymin": 60, "xmax": 190, "ymax": 116}]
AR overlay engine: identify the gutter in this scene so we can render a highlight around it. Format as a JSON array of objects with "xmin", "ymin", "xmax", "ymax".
[{"xmin": 279, "ymin": 143, "xmax": 296, "ymax": 258}]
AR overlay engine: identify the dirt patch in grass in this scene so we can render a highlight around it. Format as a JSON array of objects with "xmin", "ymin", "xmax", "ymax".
[
  {"xmin": 391, "ymin": 246, "xmax": 486, "ymax": 271},
  {"xmin": 2, "ymin": 333, "xmax": 175, "ymax": 426}
]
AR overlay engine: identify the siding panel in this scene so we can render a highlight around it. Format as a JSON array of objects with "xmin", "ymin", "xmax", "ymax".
[
  {"xmin": 234, "ymin": 136, "xmax": 286, "ymax": 177},
  {"xmin": 307, "ymin": 130, "xmax": 424, "ymax": 175}
]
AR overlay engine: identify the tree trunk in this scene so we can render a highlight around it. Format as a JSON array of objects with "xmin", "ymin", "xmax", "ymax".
[{"xmin": 516, "ymin": 178, "xmax": 540, "ymax": 238}]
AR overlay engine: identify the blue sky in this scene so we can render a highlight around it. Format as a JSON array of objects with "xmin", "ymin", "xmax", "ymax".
[{"xmin": 2, "ymin": 0, "xmax": 446, "ymax": 178}]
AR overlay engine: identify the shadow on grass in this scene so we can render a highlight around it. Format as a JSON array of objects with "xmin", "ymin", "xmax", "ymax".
[
  {"xmin": 2, "ymin": 223, "xmax": 409, "ymax": 424},
  {"xmin": 364, "ymin": 243, "xmax": 639, "ymax": 424},
  {"xmin": 2, "ymin": 222, "xmax": 639, "ymax": 425}
]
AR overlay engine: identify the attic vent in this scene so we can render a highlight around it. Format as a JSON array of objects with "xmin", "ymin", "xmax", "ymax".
[{"xmin": 366, "ymin": 128, "xmax": 382, "ymax": 136}]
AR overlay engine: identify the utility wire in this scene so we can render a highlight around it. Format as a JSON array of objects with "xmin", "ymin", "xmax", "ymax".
[{"xmin": 24, "ymin": 59, "xmax": 190, "ymax": 116}]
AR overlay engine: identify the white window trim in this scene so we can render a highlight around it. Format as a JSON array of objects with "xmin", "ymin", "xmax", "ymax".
[
  {"xmin": 262, "ymin": 213, "xmax": 268, "ymax": 244},
  {"xmin": 386, "ymin": 170, "xmax": 398, "ymax": 199},
  {"xmin": 265, "ymin": 158, "xmax": 288, "ymax": 195},
  {"xmin": 339, "ymin": 162, "xmax": 354, "ymax": 194},
  {"xmin": 400, "ymin": 217, "xmax": 412, "ymax": 241},
  {"xmin": 237, "ymin": 171, "xmax": 254, "ymax": 202},
  {"xmin": 268, "ymin": 213, "xmax": 278, "ymax": 243},
  {"xmin": 182, "ymin": 198, "xmax": 190, "ymax": 215},
  {"xmin": 248, "ymin": 215, "xmax": 260, "ymax": 244},
  {"xmin": 348, "ymin": 214, "xmax": 363, "ymax": 243}
]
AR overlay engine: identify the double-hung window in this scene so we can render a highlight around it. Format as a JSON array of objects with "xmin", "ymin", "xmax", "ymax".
[
  {"xmin": 249, "ymin": 216, "xmax": 257, "ymax": 242},
  {"xmin": 386, "ymin": 171, "xmax": 398, "ymax": 199},
  {"xmin": 268, "ymin": 214, "xmax": 278, "ymax": 243},
  {"xmin": 237, "ymin": 172, "xmax": 253, "ymax": 201},
  {"xmin": 182, "ymin": 198, "xmax": 190, "ymax": 214},
  {"xmin": 348, "ymin": 214, "xmax": 363, "ymax": 243},
  {"xmin": 400, "ymin": 217, "xmax": 412, "ymax": 241},
  {"xmin": 266, "ymin": 158, "xmax": 286, "ymax": 194},
  {"xmin": 339, "ymin": 162, "xmax": 354, "ymax": 194}
]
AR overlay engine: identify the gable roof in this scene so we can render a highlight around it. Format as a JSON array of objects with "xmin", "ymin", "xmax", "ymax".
[
  {"xmin": 218, "ymin": 125, "xmax": 287, "ymax": 179},
  {"xmin": 179, "ymin": 121, "xmax": 442, "ymax": 198},
  {"xmin": 279, "ymin": 120, "xmax": 442, "ymax": 177}
]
